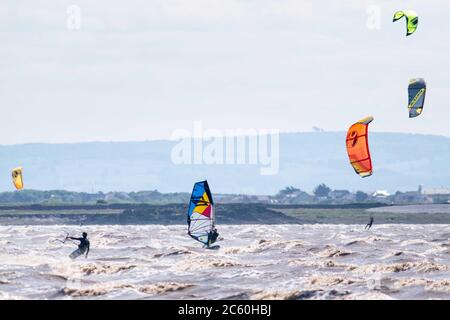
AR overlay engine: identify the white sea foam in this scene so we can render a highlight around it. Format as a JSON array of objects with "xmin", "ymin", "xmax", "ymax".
[{"xmin": 0, "ymin": 224, "xmax": 449, "ymax": 299}]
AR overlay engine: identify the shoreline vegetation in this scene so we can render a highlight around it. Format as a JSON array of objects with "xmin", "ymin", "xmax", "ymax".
[
  {"xmin": 1, "ymin": 202, "xmax": 450, "ymax": 225},
  {"xmin": 1, "ymin": 188, "xmax": 450, "ymax": 225}
]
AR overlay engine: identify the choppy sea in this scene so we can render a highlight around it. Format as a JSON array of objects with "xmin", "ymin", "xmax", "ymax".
[{"xmin": 0, "ymin": 224, "xmax": 449, "ymax": 300}]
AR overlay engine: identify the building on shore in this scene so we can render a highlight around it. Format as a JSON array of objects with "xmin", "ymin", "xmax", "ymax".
[
  {"xmin": 421, "ymin": 187, "xmax": 450, "ymax": 203},
  {"xmin": 372, "ymin": 190, "xmax": 390, "ymax": 198},
  {"xmin": 391, "ymin": 191, "xmax": 431, "ymax": 204}
]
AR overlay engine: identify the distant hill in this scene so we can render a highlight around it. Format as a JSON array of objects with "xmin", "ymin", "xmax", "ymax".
[{"xmin": 1, "ymin": 132, "xmax": 450, "ymax": 194}]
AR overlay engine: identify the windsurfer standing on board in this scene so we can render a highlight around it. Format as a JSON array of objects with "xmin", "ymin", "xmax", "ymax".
[{"xmin": 207, "ymin": 226, "xmax": 219, "ymax": 247}]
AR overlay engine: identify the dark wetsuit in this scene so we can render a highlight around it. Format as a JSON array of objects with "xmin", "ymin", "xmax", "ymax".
[
  {"xmin": 207, "ymin": 229, "xmax": 219, "ymax": 246},
  {"xmin": 69, "ymin": 237, "xmax": 90, "ymax": 259},
  {"xmin": 365, "ymin": 217, "xmax": 374, "ymax": 230}
]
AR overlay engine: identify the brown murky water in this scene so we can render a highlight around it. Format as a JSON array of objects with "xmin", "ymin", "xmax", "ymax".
[{"xmin": 0, "ymin": 225, "xmax": 449, "ymax": 300}]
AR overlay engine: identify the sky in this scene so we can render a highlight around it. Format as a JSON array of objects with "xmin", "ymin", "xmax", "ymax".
[{"xmin": 1, "ymin": 0, "xmax": 449, "ymax": 145}]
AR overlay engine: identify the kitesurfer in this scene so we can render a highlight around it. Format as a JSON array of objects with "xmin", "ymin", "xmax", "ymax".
[
  {"xmin": 68, "ymin": 232, "xmax": 90, "ymax": 259},
  {"xmin": 365, "ymin": 217, "xmax": 374, "ymax": 230}
]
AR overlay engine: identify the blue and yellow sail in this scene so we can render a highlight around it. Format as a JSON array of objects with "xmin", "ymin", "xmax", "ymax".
[{"xmin": 187, "ymin": 180, "xmax": 214, "ymax": 245}]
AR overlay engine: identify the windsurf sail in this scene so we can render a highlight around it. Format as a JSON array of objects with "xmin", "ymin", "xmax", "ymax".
[
  {"xmin": 346, "ymin": 117, "xmax": 374, "ymax": 178},
  {"xmin": 187, "ymin": 180, "xmax": 215, "ymax": 245},
  {"xmin": 12, "ymin": 167, "xmax": 24, "ymax": 190},
  {"xmin": 408, "ymin": 78, "xmax": 426, "ymax": 118},
  {"xmin": 393, "ymin": 10, "xmax": 418, "ymax": 36}
]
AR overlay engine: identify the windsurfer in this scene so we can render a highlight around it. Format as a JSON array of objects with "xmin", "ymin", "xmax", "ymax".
[{"xmin": 207, "ymin": 227, "xmax": 219, "ymax": 246}]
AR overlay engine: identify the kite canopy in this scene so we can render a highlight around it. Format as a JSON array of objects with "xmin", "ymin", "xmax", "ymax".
[
  {"xmin": 346, "ymin": 117, "xmax": 374, "ymax": 178},
  {"xmin": 408, "ymin": 78, "xmax": 426, "ymax": 118},
  {"xmin": 12, "ymin": 167, "xmax": 24, "ymax": 190},
  {"xmin": 187, "ymin": 180, "xmax": 215, "ymax": 245},
  {"xmin": 393, "ymin": 10, "xmax": 418, "ymax": 36}
]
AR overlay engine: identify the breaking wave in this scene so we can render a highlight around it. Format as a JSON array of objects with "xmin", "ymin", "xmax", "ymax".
[
  {"xmin": 62, "ymin": 282, "xmax": 194, "ymax": 298},
  {"xmin": 0, "ymin": 224, "xmax": 449, "ymax": 299},
  {"xmin": 79, "ymin": 263, "xmax": 137, "ymax": 276}
]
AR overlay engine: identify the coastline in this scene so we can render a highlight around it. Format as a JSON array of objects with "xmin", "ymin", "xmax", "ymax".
[{"xmin": 1, "ymin": 203, "xmax": 450, "ymax": 225}]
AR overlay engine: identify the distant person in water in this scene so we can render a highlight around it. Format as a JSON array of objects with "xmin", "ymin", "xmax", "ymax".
[
  {"xmin": 365, "ymin": 217, "xmax": 374, "ymax": 230},
  {"xmin": 207, "ymin": 227, "xmax": 219, "ymax": 247},
  {"xmin": 68, "ymin": 232, "xmax": 90, "ymax": 259}
]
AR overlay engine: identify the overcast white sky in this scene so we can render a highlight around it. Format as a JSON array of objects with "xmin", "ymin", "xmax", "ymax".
[{"xmin": 1, "ymin": 0, "xmax": 449, "ymax": 144}]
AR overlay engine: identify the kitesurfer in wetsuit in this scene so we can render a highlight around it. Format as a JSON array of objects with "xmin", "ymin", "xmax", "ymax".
[
  {"xmin": 68, "ymin": 232, "xmax": 90, "ymax": 259},
  {"xmin": 365, "ymin": 217, "xmax": 374, "ymax": 230}
]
